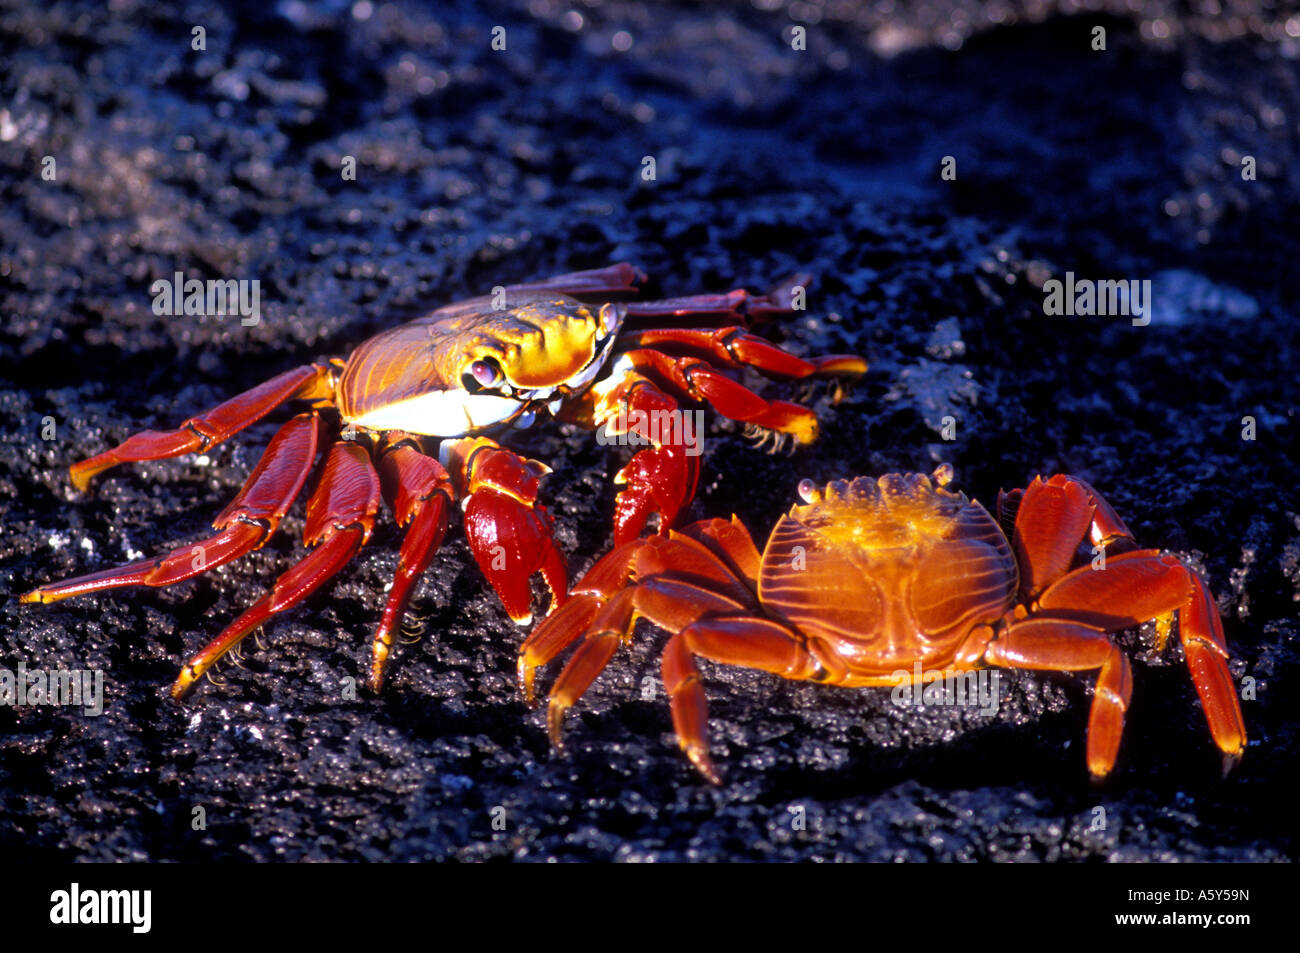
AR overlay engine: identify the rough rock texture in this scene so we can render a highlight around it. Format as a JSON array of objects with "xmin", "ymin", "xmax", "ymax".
[{"xmin": 0, "ymin": 0, "xmax": 1295, "ymax": 861}]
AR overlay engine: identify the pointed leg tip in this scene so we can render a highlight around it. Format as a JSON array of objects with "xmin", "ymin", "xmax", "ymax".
[
  {"xmin": 794, "ymin": 421, "xmax": 819, "ymax": 446},
  {"xmin": 69, "ymin": 465, "xmax": 99, "ymax": 494},
  {"xmin": 170, "ymin": 663, "xmax": 202, "ymax": 701},
  {"xmin": 546, "ymin": 700, "xmax": 569, "ymax": 754},
  {"xmin": 368, "ymin": 654, "xmax": 390, "ymax": 695},
  {"xmin": 1087, "ymin": 761, "xmax": 1115, "ymax": 785},
  {"xmin": 685, "ymin": 747, "xmax": 722, "ymax": 786},
  {"xmin": 19, "ymin": 588, "xmax": 43, "ymax": 604},
  {"xmin": 1221, "ymin": 749, "xmax": 1243, "ymax": 778},
  {"xmin": 517, "ymin": 661, "xmax": 540, "ymax": 708}
]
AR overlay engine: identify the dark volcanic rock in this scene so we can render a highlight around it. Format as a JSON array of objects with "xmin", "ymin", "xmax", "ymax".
[{"xmin": 0, "ymin": 0, "xmax": 1295, "ymax": 861}]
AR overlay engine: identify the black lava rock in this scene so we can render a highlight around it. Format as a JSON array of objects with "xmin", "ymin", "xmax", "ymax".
[{"xmin": 1, "ymin": 0, "xmax": 1294, "ymax": 862}]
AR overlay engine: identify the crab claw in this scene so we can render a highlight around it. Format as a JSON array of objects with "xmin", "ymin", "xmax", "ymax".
[
  {"xmin": 450, "ymin": 439, "xmax": 568, "ymax": 626},
  {"xmin": 613, "ymin": 443, "xmax": 701, "ymax": 546}
]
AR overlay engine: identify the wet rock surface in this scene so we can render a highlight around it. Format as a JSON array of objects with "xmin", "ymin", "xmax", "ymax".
[{"xmin": 0, "ymin": 0, "xmax": 1295, "ymax": 861}]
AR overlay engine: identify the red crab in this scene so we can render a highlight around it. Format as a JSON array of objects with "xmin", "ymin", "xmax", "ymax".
[
  {"xmin": 521, "ymin": 466, "xmax": 1247, "ymax": 782},
  {"xmin": 22, "ymin": 264, "xmax": 866, "ymax": 697}
]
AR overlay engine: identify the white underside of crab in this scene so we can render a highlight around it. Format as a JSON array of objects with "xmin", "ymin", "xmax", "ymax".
[{"xmin": 347, "ymin": 391, "xmax": 526, "ymax": 436}]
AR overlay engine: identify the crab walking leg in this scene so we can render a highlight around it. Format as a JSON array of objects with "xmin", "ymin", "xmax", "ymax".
[
  {"xmin": 619, "ymin": 349, "xmax": 824, "ymax": 444},
  {"xmin": 984, "ymin": 618, "xmax": 1133, "ymax": 778},
  {"xmin": 499, "ymin": 262, "xmax": 645, "ymax": 298},
  {"xmin": 521, "ymin": 525, "xmax": 759, "ymax": 702},
  {"xmin": 1179, "ymin": 575, "xmax": 1248, "ymax": 773},
  {"xmin": 618, "ymin": 273, "xmax": 811, "ymax": 325},
  {"xmin": 1049, "ymin": 477, "xmax": 1247, "ymax": 771},
  {"xmin": 662, "ymin": 616, "xmax": 821, "ymax": 784},
  {"xmin": 69, "ymin": 362, "xmax": 336, "ymax": 491},
  {"xmin": 370, "ymin": 438, "xmax": 454, "ymax": 693},
  {"xmin": 23, "ymin": 412, "xmax": 325, "ymax": 604},
  {"xmin": 546, "ymin": 578, "xmax": 748, "ymax": 753},
  {"xmin": 544, "ymin": 588, "xmax": 637, "ymax": 750},
  {"xmin": 171, "ymin": 441, "xmax": 381, "ymax": 699},
  {"xmin": 442, "ymin": 437, "xmax": 567, "ymax": 626},
  {"xmin": 620, "ymin": 327, "xmax": 866, "ymax": 390},
  {"xmin": 517, "ymin": 540, "xmax": 643, "ymax": 703},
  {"xmin": 1033, "ymin": 550, "xmax": 1250, "ymax": 773},
  {"xmin": 1035, "ymin": 550, "xmax": 1196, "ymax": 627}
]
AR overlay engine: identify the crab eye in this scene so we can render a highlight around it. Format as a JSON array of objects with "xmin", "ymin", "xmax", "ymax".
[{"xmin": 463, "ymin": 359, "xmax": 503, "ymax": 392}]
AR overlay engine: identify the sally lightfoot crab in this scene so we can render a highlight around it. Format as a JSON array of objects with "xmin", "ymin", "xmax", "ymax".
[
  {"xmin": 22, "ymin": 264, "xmax": 866, "ymax": 697},
  {"xmin": 521, "ymin": 467, "xmax": 1247, "ymax": 782}
]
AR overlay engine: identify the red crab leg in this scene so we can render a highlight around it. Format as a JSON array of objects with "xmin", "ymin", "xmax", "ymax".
[
  {"xmin": 619, "ymin": 273, "xmax": 811, "ymax": 325},
  {"xmin": 1035, "ymin": 550, "xmax": 1194, "ymax": 625},
  {"xmin": 541, "ymin": 532, "xmax": 756, "ymax": 733},
  {"xmin": 70, "ymin": 362, "xmax": 337, "ymax": 491},
  {"xmin": 369, "ymin": 437, "xmax": 455, "ymax": 693},
  {"xmin": 546, "ymin": 578, "xmax": 748, "ymax": 755},
  {"xmin": 1039, "ymin": 551, "xmax": 1247, "ymax": 771},
  {"xmin": 985, "ymin": 618, "xmax": 1133, "ymax": 778},
  {"xmin": 543, "ymin": 587, "xmax": 637, "ymax": 748},
  {"xmin": 1180, "ymin": 574, "xmax": 1248, "ymax": 773},
  {"xmin": 23, "ymin": 412, "xmax": 325, "ymax": 604},
  {"xmin": 1034, "ymin": 549, "xmax": 1239, "ymax": 771},
  {"xmin": 500, "ymin": 262, "xmax": 646, "ymax": 299},
  {"xmin": 620, "ymin": 348, "xmax": 822, "ymax": 443},
  {"xmin": 171, "ymin": 440, "xmax": 381, "ymax": 699},
  {"xmin": 414, "ymin": 265, "xmax": 646, "ymax": 329},
  {"xmin": 517, "ymin": 525, "xmax": 759, "ymax": 702},
  {"xmin": 517, "ymin": 539, "xmax": 643, "ymax": 704},
  {"xmin": 1017, "ymin": 472, "xmax": 1248, "ymax": 773},
  {"xmin": 1053, "ymin": 480, "xmax": 1244, "ymax": 767},
  {"xmin": 620, "ymin": 327, "xmax": 866, "ymax": 386},
  {"xmin": 521, "ymin": 527, "xmax": 756, "ymax": 704},
  {"xmin": 443, "ymin": 437, "xmax": 567, "ymax": 626},
  {"xmin": 662, "ymin": 615, "xmax": 819, "ymax": 784},
  {"xmin": 1064, "ymin": 480, "xmax": 1244, "ymax": 768}
]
